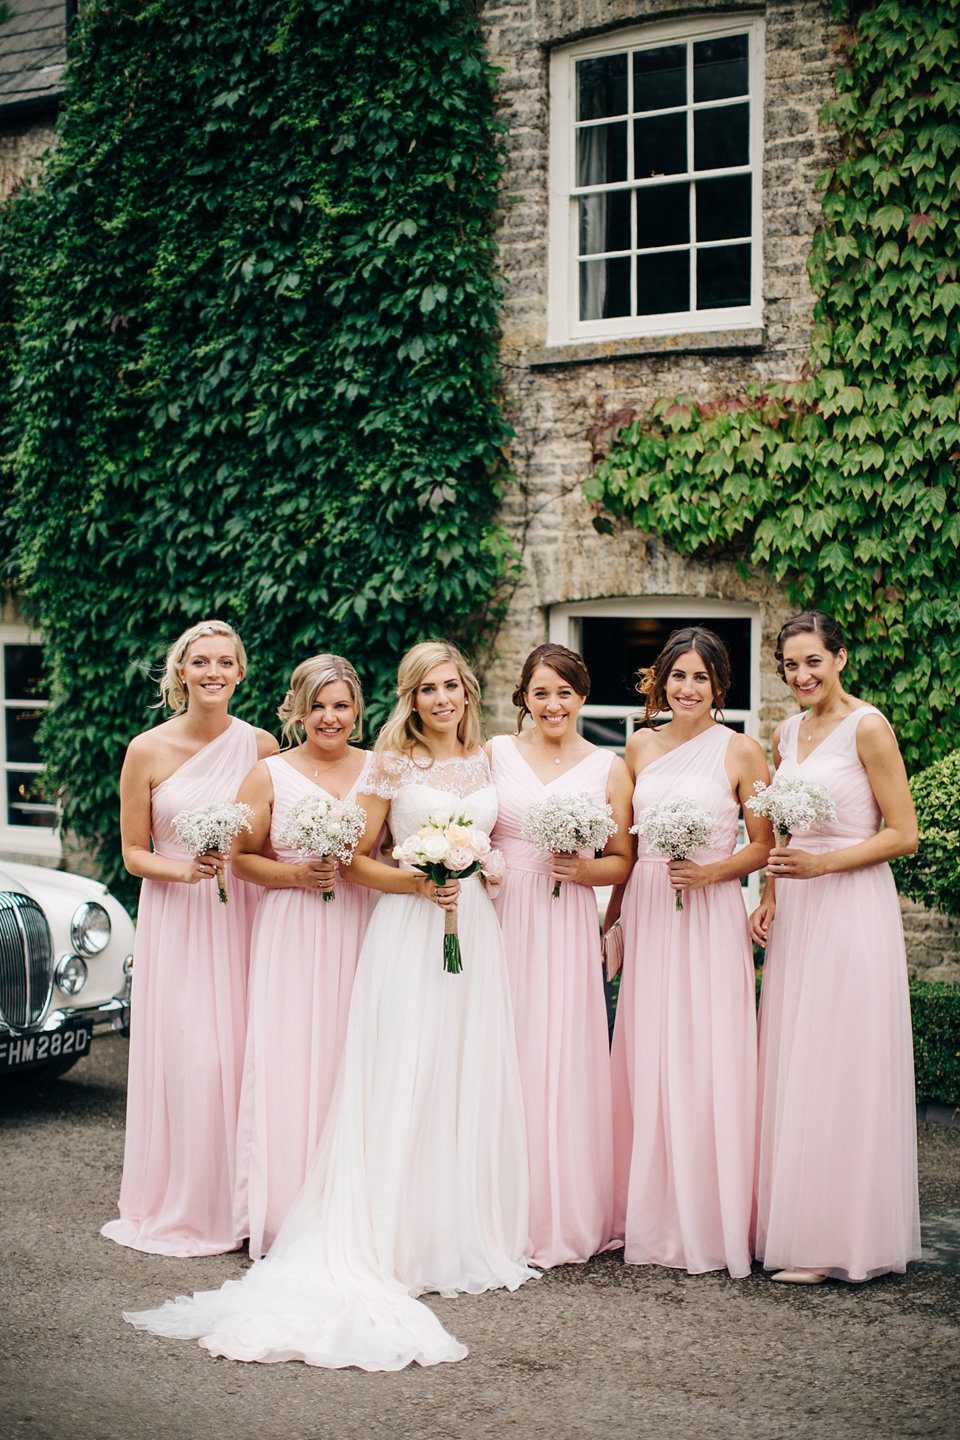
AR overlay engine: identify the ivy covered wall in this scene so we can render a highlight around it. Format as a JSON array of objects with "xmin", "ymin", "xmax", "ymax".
[
  {"xmin": 0, "ymin": 0, "xmax": 513, "ymax": 901},
  {"xmin": 587, "ymin": 0, "xmax": 960, "ymax": 772}
]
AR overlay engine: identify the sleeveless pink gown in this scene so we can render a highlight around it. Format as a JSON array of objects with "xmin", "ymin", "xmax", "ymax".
[
  {"xmin": 755, "ymin": 707, "xmax": 921, "ymax": 1281},
  {"xmin": 102, "ymin": 719, "xmax": 259, "ymax": 1256},
  {"xmin": 490, "ymin": 736, "xmax": 615, "ymax": 1267},
  {"xmin": 611, "ymin": 724, "xmax": 756, "ymax": 1277},
  {"xmin": 233, "ymin": 755, "xmax": 375, "ymax": 1258}
]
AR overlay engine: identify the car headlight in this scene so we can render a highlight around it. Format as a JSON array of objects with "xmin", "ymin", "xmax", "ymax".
[
  {"xmin": 70, "ymin": 901, "xmax": 111, "ymax": 956},
  {"xmin": 55, "ymin": 953, "xmax": 88, "ymax": 996}
]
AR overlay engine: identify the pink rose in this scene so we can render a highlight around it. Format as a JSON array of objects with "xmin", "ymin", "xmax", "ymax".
[
  {"xmin": 446, "ymin": 845, "xmax": 476, "ymax": 872},
  {"xmin": 482, "ymin": 849, "xmax": 505, "ymax": 881}
]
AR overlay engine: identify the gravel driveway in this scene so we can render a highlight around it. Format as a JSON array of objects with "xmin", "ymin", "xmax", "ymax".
[{"xmin": 2, "ymin": 1035, "xmax": 958, "ymax": 1440}]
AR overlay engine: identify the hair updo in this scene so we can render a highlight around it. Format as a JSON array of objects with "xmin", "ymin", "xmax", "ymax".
[
  {"xmin": 635, "ymin": 626, "xmax": 731, "ymax": 725},
  {"xmin": 157, "ymin": 619, "xmax": 247, "ymax": 715},
  {"xmin": 774, "ymin": 611, "xmax": 846, "ymax": 681},
  {"xmin": 511, "ymin": 644, "xmax": 591, "ymax": 732},
  {"xmin": 276, "ymin": 654, "xmax": 364, "ymax": 747}
]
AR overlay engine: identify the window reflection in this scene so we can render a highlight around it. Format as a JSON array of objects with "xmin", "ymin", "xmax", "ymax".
[
  {"xmin": 577, "ymin": 54, "xmax": 628, "ymax": 121},
  {"xmin": 636, "ymin": 252, "xmax": 689, "ymax": 315},
  {"xmin": 693, "ymin": 35, "xmax": 749, "ymax": 103},
  {"xmin": 632, "ymin": 45, "xmax": 686, "ymax": 112},
  {"xmin": 637, "ymin": 184, "xmax": 689, "ymax": 249},
  {"xmin": 694, "ymin": 102, "xmax": 749, "ymax": 171},
  {"xmin": 696, "ymin": 174, "xmax": 751, "ymax": 242},
  {"xmin": 697, "ymin": 244, "xmax": 751, "ymax": 309},
  {"xmin": 634, "ymin": 113, "xmax": 687, "ymax": 178}
]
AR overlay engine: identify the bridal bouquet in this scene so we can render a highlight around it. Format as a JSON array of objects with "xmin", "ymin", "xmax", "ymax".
[
  {"xmin": 521, "ymin": 791, "xmax": 618, "ymax": 898},
  {"xmin": 173, "ymin": 799, "xmax": 254, "ymax": 904},
  {"xmin": 277, "ymin": 794, "xmax": 367, "ymax": 901},
  {"xmin": 631, "ymin": 795, "xmax": 719, "ymax": 911},
  {"xmin": 393, "ymin": 814, "xmax": 500, "ymax": 973},
  {"xmin": 746, "ymin": 775, "xmax": 837, "ymax": 846}
]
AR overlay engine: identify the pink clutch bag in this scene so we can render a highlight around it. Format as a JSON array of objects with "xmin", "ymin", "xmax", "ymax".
[{"xmin": 602, "ymin": 919, "xmax": 624, "ymax": 982}]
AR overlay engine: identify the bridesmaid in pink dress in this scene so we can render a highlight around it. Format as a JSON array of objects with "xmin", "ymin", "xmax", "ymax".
[
  {"xmin": 487, "ymin": 644, "xmax": 633, "ymax": 1267},
  {"xmin": 607, "ymin": 627, "xmax": 772, "ymax": 1278},
  {"xmin": 232, "ymin": 655, "xmax": 375, "ymax": 1258},
  {"xmin": 103, "ymin": 620, "xmax": 278, "ymax": 1255},
  {"xmin": 751, "ymin": 611, "xmax": 921, "ymax": 1283}
]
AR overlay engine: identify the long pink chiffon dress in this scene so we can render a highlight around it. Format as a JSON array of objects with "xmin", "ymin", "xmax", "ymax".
[
  {"xmin": 233, "ymin": 755, "xmax": 374, "ymax": 1258},
  {"xmin": 490, "ymin": 735, "xmax": 615, "ymax": 1267},
  {"xmin": 755, "ymin": 707, "xmax": 921, "ymax": 1281},
  {"xmin": 102, "ymin": 719, "xmax": 259, "ymax": 1256},
  {"xmin": 611, "ymin": 724, "xmax": 756, "ymax": 1278}
]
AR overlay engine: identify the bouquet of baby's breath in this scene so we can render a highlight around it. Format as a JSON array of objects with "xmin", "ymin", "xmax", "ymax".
[
  {"xmin": 394, "ymin": 813, "xmax": 496, "ymax": 972},
  {"xmin": 173, "ymin": 800, "xmax": 254, "ymax": 904},
  {"xmin": 746, "ymin": 776, "xmax": 837, "ymax": 847},
  {"xmin": 631, "ymin": 795, "xmax": 719, "ymax": 911},
  {"xmin": 277, "ymin": 794, "xmax": 367, "ymax": 901},
  {"xmin": 521, "ymin": 792, "xmax": 618, "ymax": 898}
]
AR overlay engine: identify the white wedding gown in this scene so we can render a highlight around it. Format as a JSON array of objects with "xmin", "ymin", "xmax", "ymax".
[{"xmin": 124, "ymin": 751, "xmax": 537, "ymax": 1369}]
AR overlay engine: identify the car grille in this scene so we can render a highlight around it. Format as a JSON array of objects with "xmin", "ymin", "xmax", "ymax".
[{"xmin": 0, "ymin": 893, "xmax": 54, "ymax": 1029}]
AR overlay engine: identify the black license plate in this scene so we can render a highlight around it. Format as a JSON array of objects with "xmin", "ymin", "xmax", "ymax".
[{"xmin": 0, "ymin": 1018, "xmax": 94, "ymax": 1073}]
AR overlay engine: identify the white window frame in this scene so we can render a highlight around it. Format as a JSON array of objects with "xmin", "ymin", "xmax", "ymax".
[
  {"xmin": 548, "ymin": 14, "xmax": 765, "ymax": 346},
  {"xmin": 0, "ymin": 624, "xmax": 61, "ymax": 858},
  {"xmin": 549, "ymin": 596, "xmax": 762, "ymax": 910}
]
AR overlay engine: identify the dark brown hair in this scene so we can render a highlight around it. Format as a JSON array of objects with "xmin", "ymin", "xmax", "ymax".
[
  {"xmin": 774, "ymin": 611, "xmax": 846, "ymax": 681},
  {"xmin": 635, "ymin": 626, "xmax": 731, "ymax": 725},
  {"xmin": 512, "ymin": 643, "xmax": 591, "ymax": 732}
]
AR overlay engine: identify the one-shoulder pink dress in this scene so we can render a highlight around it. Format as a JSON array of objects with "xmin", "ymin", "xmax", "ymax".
[
  {"xmin": 233, "ymin": 755, "xmax": 375, "ymax": 1258},
  {"xmin": 755, "ymin": 707, "xmax": 921, "ymax": 1281},
  {"xmin": 611, "ymin": 724, "xmax": 756, "ymax": 1277},
  {"xmin": 102, "ymin": 719, "xmax": 259, "ymax": 1256},
  {"xmin": 490, "ymin": 736, "xmax": 615, "ymax": 1267}
]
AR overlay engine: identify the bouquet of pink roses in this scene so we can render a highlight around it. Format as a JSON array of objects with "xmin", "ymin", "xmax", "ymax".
[
  {"xmin": 393, "ymin": 813, "xmax": 502, "ymax": 973},
  {"xmin": 277, "ymin": 793, "xmax": 367, "ymax": 901}
]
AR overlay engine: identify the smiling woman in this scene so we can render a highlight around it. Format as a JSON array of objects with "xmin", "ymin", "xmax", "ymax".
[{"xmin": 101, "ymin": 618, "xmax": 278, "ymax": 1257}]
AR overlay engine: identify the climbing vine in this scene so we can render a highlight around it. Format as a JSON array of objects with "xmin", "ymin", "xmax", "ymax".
[
  {"xmin": 585, "ymin": 0, "xmax": 960, "ymax": 770},
  {"xmin": 0, "ymin": 0, "xmax": 513, "ymax": 903}
]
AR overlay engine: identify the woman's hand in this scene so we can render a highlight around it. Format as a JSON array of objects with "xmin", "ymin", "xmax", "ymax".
[
  {"xmin": 749, "ymin": 897, "xmax": 775, "ymax": 948},
  {"xmin": 183, "ymin": 850, "xmax": 227, "ymax": 885},
  {"xmin": 417, "ymin": 875, "xmax": 461, "ymax": 910},
  {"xmin": 667, "ymin": 859, "xmax": 714, "ymax": 895},
  {"xmin": 293, "ymin": 858, "xmax": 337, "ymax": 893},
  {"xmin": 765, "ymin": 845, "xmax": 826, "ymax": 880},
  {"xmin": 550, "ymin": 851, "xmax": 583, "ymax": 885}
]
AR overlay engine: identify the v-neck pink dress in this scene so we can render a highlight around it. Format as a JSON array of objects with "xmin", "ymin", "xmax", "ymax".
[
  {"xmin": 490, "ymin": 735, "xmax": 616, "ymax": 1267},
  {"xmin": 755, "ymin": 708, "xmax": 920, "ymax": 1281},
  {"xmin": 233, "ymin": 754, "xmax": 375, "ymax": 1258},
  {"xmin": 610, "ymin": 724, "xmax": 756, "ymax": 1278},
  {"xmin": 102, "ymin": 719, "xmax": 259, "ymax": 1256}
]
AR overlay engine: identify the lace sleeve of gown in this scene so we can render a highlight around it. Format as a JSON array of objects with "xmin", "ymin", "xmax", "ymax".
[
  {"xmin": 357, "ymin": 749, "xmax": 491, "ymax": 799},
  {"xmin": 357, "ymin": 751, "xmax": 413, "ymax": 799}
]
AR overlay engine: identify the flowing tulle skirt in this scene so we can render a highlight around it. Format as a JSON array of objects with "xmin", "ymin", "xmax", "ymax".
[
  {"xmin": 755, "ymin": 859, "xmax": 920, "ymax": 1281},
  {"xmin": 611, "ymin": 860, "xmax": 756, "ymax": 1278},
  {"xmin": 102, "ymin": 870, "xmax": 255, "ymax": 1256},
  {"xmin": 493, "ymin": 871, "xmax": 614, "ymax": 1267},
  {"xmin": 233, "ymin": 880, "xmax": 369, "ymax": 1259},
  {"xmin": 124, "ymin": 876, "xmax": 537, "ymax": 1369}
]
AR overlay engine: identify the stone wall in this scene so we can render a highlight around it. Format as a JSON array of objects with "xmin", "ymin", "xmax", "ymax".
[
  {"xmin": 480, "ymin": 0, "xmax": 838, "ymax": 745},
  {"xmin": 901, "ymin": 898, "xmax": 960, "ymax": 986},
  {"xmin": 0, "ymin": 114, "xmax": 56, "ymax": 202}
]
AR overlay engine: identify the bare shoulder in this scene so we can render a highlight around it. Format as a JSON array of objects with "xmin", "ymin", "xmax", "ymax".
[
  {"xmin": 124, "ymin": 720, "xmax": 172, "ymax": 763},
  {"xmin": 854, "ymin": 708, "xmax": 899, "ymax": 756},
  {"xmin": 254, "ymin": 727, "xmax": 280, "ymax": 759},
  {"xmin": 727, "ymin": 730, "xmax": 765, "ymax": 765}
]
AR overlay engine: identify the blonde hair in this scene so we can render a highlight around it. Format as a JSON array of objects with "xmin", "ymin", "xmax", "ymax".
[
  {"xmin": 375, "ymin": 641, "xmax": 483, "ymax": 761},
  {"xmin": 157, "ymin": 620, "xmax": 247, "ymax": 715},
  {"xmin": 276, "ymin": 654, "xmax": 364, "ymax": 746}
]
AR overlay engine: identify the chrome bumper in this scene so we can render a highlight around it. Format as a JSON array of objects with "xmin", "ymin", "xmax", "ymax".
[{"xmin": 0, "ymin": 995, "xmax": 130, "ymax": 1040}]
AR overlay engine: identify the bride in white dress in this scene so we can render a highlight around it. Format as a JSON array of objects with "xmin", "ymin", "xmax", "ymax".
[{"xmin": 124, "ymin": 642, "xmax": 537, "ymax": 1370}]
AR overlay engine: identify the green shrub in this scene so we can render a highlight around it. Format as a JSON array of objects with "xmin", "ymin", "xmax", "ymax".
[
  {"xmin": 910, "ymin": 980, "xmax": 960, "ymax": 1107},
  {"xmin": 892, "ymin": 749, "xmax": 960, "ymax": 918}
]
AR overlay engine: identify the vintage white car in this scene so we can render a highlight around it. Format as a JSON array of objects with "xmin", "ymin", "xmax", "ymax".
[{"xmin": 0, "ymin": 859, "xmax": 134, "ymax": 1080}]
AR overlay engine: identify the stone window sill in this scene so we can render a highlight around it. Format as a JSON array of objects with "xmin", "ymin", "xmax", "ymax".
[{"xmin": 522, "ymin": 327, "xmax": 766, "ymax": 369}]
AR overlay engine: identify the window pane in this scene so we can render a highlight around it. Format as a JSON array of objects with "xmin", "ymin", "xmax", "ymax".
[
  {"xmin": 577, "ymin": 54, "xmax": 628, "ymax": 121},
  {"xmin": 577, "ymin": 122, "xmax": 627, "ymax": 186},
  {"xmin": 634, "ymin": 113, "xmax": 686, "ymax": 179},
  {"xmin": 4, "ymin": 645, "xmax": 47, "ymax": 702},
  {"xmin": 693, "ymin": 35, "xmax": 749, "ymax": 103},
  {"xmin": 696, "ymin": 174, "xmax": 751, "ymax": 242},
  {"xmin": 579, "ymin": 191, "xmax": 631, "ymax": 255},
  {"xmin": 579, "ymin": 614, "xmax": 752, "ymax": 710},
  {"xmin": 632, "ymin": 45, "xmax": 686, "ymax": 113},
  {"xmin": 637, "ymin": 183, "xmax": 689, "ymax": 249},
  {"xmin": 7, "ymin": 771, "xmax": 56, "ymax": 829},
  {"xmin": 697, "ymin": 243, "xmax": 751, "ymax": 309},
  {"xmin": 6, "ymin": 708, "xmax": 43, "ymax": 765},
  {"xmin": 636, "ymin": 251, "xmax": 689, "ymax": 315},
  {"xmin": 694, "ymin": 102, "xmax": 749, "ymax": 171},
  {"xmin": 580, "ymin": 256, "xmax": 632, "ymax": 320}
]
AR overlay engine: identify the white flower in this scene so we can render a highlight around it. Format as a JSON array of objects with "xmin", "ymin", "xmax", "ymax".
[
  {"xmin": 420, "ymin": 831, "xmax": 451, "ymax": 862},
  {"xmin": 521, "ymin": 791, "xmax": 618, "ymax": 855},
  {"xmin": 173, "ymin": 800, "xmax": 254, "ymax": 856},
  {"xmin": 746, "ymin": 776, "xmax": 837, "ymax": 837},
  {"xmin": 631, "ymin": 795, "xmax": 719, "ymax": 860},
  {"xmin": 277, "ymin": 794, "xmax": 367, "ymax": 863}
]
